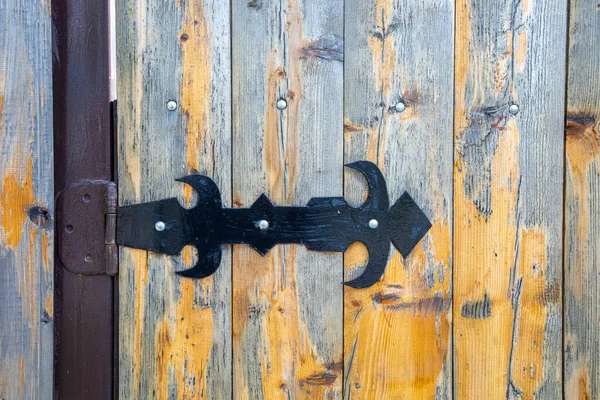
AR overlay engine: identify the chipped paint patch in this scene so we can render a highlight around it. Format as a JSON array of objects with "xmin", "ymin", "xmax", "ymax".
[
  {"xmin": 0, "ymin": 155, "xmax": 34, "ymax": 248},
  {"xmin": 344, "ymin": 219, "xmax": 451, "ymax": 399},
  {"xmin": 156, "ymin": 279, "xmax": 214, "ymax": 399},
  {"xmin": 181, "ymin": 0, "xmax": 211, "ymax": 184}
]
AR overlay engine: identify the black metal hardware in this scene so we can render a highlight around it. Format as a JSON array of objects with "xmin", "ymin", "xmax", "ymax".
[
  {"xmin": 56, "ymin": 180, "xmax": 118, "ymax": 275},
  {"xmin": 116, "ymin": 161, "xmax": 431, "ymax": 288}
]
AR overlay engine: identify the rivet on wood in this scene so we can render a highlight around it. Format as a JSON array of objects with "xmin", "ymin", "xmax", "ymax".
[
  {"xmin": 276, "ymin": 99, "xmax": 287, "ymax": 110},
  {"xmin": 509, "ymin": 104, "xmax": 520, "ymax": 115},
  {"xmin": 395, "ymin": 101, "xmax": 406, "ymax": 113},
  {"xmin": 167, "ymin": 100, "xmax": 178, "ymax": 111}
]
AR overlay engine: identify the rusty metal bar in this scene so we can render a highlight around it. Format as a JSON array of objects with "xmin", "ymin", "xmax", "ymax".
[{"xmin": 51, "ymin": 0, "xmax": 116, "ymax": 397}]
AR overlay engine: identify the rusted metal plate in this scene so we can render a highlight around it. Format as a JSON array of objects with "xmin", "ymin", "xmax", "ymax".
[{"xmin": 57, "ymin": 180, "xmax": 117, "ymax": 275}]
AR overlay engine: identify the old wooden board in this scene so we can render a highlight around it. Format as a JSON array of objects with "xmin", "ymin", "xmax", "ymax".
[
  {"xmin": 116, "ymin": 0, "xmax": 232, "ymax": 398},
  {"xmin": 231, "ymin": 0, "xmax": 344, "ymax": 398},
  {"xmin": 343, "ymin": 1, "xmax": 454, "ymax": 398},
  {"xmin": 0, "ymin": 0, "xmax": 54, "ymax": 398},
  {"xmin": 564, "ymin": 0, "xmax": 600, "ymax": 398},
  {"xmin": 454, "ymin": 0, "xmax": 566, "ymax": 398}
]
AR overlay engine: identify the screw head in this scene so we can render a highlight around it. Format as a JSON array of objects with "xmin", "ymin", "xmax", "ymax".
[
  {"xmin": 509, "ymin": 104, "xmax": 520, "ymax": 115},
  {"xmin": 167, "ymin": 100, "xmax": 178, "ymax": 111},
  {"xmin": 368, "ymin": 219, "xmax": 379, "ymax": 229},
  {"xmin": 155, "ymin": 221, "xmax": 166, "ymax": 232},
  {"xmin": 276, "ymin": 99, "xmax": 288, "ymax": 110},
  {"xmin": 258, "ymin": 220, "xmax": 269, "ymax": 230},
  {"xmin": 395, "ymin": 101, "xmax": 406, "ymax": 113}
]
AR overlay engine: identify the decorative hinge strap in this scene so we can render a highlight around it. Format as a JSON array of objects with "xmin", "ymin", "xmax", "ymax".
[{"xmin": 57, "ymin": 180, "xmax": 118, "ymax": 275}]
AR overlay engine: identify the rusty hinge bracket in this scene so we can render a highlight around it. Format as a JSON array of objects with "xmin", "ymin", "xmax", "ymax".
[{"xmin": 57, "ymin": 180, "xmax": 118, "ymax": 275}]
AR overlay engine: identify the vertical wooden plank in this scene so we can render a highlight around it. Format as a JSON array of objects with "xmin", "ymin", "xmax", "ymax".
[
  {"xmin": 564, "ymin": 0, "xmax": 600, "ymax": 398},
  {"xmin": 0, "ymin": 0, "xmax": 54, "ymax": 398},
  {"xmin": 116, "ymin": 0, "xmax": 231, "ymax": 397},
  {"xmin": 454, "ymin": 0, "xmax": 566, "ymax": 398},
  {"xmin": 231, "ymin": 0, "xmax": 343, "ymax": 398},
  {"xmin": 343, "ymin": 0, "xmax": 453, "ymax": 398}
]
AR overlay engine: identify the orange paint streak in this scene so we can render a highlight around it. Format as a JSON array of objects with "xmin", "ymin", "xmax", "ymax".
[
  {"xmin": 180, "ymin": 0, "xmax": 211, "ymax": 185},
  {"xmin": 515, "ymin": 31, "xmax": 528, "ymax": 72},
  {"xmin": 454, "ymin": 117, "xmax": 520, "ymax": 398},
  {"xmin": 454, "ymin": 0, "xmax": 471, "ymax": 123},
  {"xmin": 156, "ymin": 279, "xmax": 214, "ymax": 399},
  {"xmin": 367, "ymin": 0, "xmax": 396, "ymax": 95},
  {"xmin": 45, "ymin": 294, "xmax": 53, "ymax": 319},
  {"xmin": 344, "ymin": 220, "xmax": 451, "ymax": 398},
  {"xmin": 0, "ymin": 156, "xmax": 34, "ymax": 248},
  {"xmin": 233, "ymin": 247, "xmax": 339, "ymax": 399},
  {"xmin": 511, "ymin": 228, "xmax": 548, "ymax": 398},
  {"xmin": 566, "ymin": 118, "xmax": 599, "ymax": 301}
]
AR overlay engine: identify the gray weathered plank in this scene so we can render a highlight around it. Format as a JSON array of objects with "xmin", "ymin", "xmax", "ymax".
[
  {"xmin": 116, "ymin": 0, "xmax": 232, "ymax": 397},
  {"xmin": 453, "ymin": 0, "xmax": 566, "ymax": 397},
  {"xmin": 564, "ymin": 0, "xmax": 600, "ymax": 398},
  {"xmin": 0, "ymin": 0, "xmax": 54, "ymax": 398},
  {"xmin": 231, "ymin": 0, "xmax": 343, "ymax": 398},
  {"xmin": 343, "ymin": 0, "xmax": 454, "ymax": 398}
]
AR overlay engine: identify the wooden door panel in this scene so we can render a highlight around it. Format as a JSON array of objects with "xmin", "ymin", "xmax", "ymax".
[
  {"xmin": 454, "ymin": 0, "xmax": 567, "ymax": 398},
  {"xmin": 116, "ymin": 0, "xmax": 232, "ymax": 398},
  {"xmin": 343, "ymin": 1, "xmax": 454, "ymax": 398},
  {"xmin": 564, "ymin": 0, "xmax": 600, "ymax": 398},
  {"xmin": 231, "ymin": 0, "xmax": 344, "ymax": 398},
  {"xmin": 0, "ymin": 1, "xmax": 54, "ymax": 398}
]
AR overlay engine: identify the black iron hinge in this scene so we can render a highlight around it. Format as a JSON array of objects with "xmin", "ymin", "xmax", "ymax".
[{"xmin": 56, "ymin": 180, "xmax": 118, "ymax": 275}]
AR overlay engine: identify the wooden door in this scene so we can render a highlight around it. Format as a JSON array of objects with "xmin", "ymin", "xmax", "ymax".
[
  {"xmin": 113, "ymin": 0, "xmax": 598, "ymax": 399},
  {"xmin": 0, "ymin": 1, "xmax": 54, "ymax": 399}
]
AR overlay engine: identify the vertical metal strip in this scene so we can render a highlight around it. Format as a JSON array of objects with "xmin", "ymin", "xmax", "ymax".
[{"xmin": 52, "ymin": 0, "xmax": 115, "ymax": 397}]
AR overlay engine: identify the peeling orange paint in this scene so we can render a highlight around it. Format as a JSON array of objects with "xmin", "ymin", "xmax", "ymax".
[
  {"xmin": 44, "ymin": 294, "xmax": 53, "ymax": 319},
  {"xmin": 0, "ymin": 156, "xmax": 34, "ymax": 248},
  {"xmin": 233, "ymin": 246, "xmax": 339, "ymax": 399},
  {"xmin": 156, "ymin": 279, "xmax": 214, "ymax": 399},
  {"xmin": 367, "ymin": 0, "xmax": 396, "ymax": 94},
  {"xmin": 344, "ymin": 220, "xmax": 451, "ymax": 399},
  {"xmin": 515, "ymin": 31, "xmax": 528, "ymax": 72},
  {"xmin": 511, "ymin": 228, "xmax": 548, "ymax": 398},
  {"xmin": 180, "ymin": 0, "xmax": 211, "ymax": 186},
  {"xmin": 454, "ymin": 112, "xmax": 521, "ymax": 398}
]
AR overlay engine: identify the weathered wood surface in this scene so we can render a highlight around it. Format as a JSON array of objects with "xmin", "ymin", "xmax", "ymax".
[
  {"xmin": 454, "ymin": 0, "xmax": 566, "ymax": 398},
  {"xmin": 0, "ymin": 0, "xmax": 54, "ymax": 398},
  {"xmin": 231, "ymin": 0, "xmax": 343, "ymax": 398},
  {"xmin": 343, "ymin": 1, "xmax": 454, "ymax": 398},
  {"xmin": 116, "ymin": 0, "xmax": 232, "ymax": 397},
  {"xmin": 564, "ymin": 0, "xmax": 600, "ymax": 398}
]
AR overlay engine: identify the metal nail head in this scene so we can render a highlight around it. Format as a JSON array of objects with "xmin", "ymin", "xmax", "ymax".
[
  {"xmin": 368, "ymin": 219, "xmax": 379, "ymax": 229},
  {"xmin": 155, "ymin": 221, "xmax": 166, "ymax": 231},
  {"xmin": 276, "ymin": 99, "xmax": 287, "ymax": 110},
  {"xmin": 509, "ymin": 104, "xmax": 519, "ymax": 115},
  {"xmin": 167, "ymin": 100, "xmax": 178, "ymax": 111},
  {"xmin": 395, "ymin": 101, "xmax": 406, "ymax": 113},
  {"xmin": 258, "ymin": 220, "xmax": 269, "ymax": 230}
]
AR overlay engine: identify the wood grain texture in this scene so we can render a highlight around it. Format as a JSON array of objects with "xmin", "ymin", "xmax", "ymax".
[
  {"xmin": 454, "ymin": 0, "xmax": 566, "ymax": 398},
  {"xmin": 564, "ymin": 0, "xmax": 600, "ymax": 398},
  {"xmin": 0, "ymin": 0, "xmax": 54, "ymax": 398},
  {"xmin": 116, "ymin": 0, "xmax": 231, "ymax": 397},
  {"xmin": 343, "ymin": 0, "xmax": 454, "ymax": 398},
  {"xmin": 231, "ymin": 0, "xmax": 343, "ymax": 398}
]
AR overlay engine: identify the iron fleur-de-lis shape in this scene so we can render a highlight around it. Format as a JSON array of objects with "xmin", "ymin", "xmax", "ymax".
[{"xmin": 116, "ymin": 161, "xmax": 431, "ymax": 288}]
